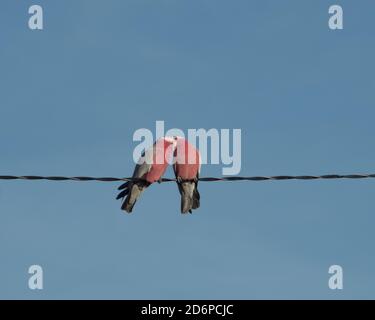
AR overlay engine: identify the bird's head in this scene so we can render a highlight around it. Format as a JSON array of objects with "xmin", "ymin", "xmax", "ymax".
[{"xmin": 164, "ymin": 136, "xmax": 182, "ymax": 151}]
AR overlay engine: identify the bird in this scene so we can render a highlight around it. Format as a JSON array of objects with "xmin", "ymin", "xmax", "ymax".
[
  {"xmin": 116, "ymin": 136, "xmax": 177, "ymax": 213},
  {"xmin": 173, "ymin": 137, "xmax": 201, "ymax": 214}
]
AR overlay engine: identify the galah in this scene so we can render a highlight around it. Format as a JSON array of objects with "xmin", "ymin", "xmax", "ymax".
[
  {"xmin": 116, "ymin": 137, "xmax": 177, "ymax": 213},
  {"xmin": 173, "ymin": 137, "xmax": 201, "ymax": 214}
]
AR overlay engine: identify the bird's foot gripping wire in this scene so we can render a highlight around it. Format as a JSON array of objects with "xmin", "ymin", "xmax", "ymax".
[{"xmin": 176, "ymin": 177, "xmax": 197, "ymax": 184}]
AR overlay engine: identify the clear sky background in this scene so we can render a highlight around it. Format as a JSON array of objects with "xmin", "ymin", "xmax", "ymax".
[{"xmin": 1, "ymin": 0, "xmax": 374, "ymax": 299}]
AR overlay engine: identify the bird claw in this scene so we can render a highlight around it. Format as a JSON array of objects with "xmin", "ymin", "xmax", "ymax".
[
  {"xmin": 176, "ymin": 176, "xmax": 183, "ymax": 183},
  {"xmin": 157, "ymin": 178, "xmax": 163, "ymax": 184}
]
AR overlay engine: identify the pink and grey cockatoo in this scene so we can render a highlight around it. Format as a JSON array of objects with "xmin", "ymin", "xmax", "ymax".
[
  {"xmin": 116, "ymin": 137, "xmax": 177, "ymax": 213},
  {"xmin": 173, "ymin": 137, "xmax": 201, "ymax": 214}
]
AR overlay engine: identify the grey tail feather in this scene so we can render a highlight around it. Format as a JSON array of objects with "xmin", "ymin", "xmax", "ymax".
[
  {"xmin": 181, "ymin": 195, "xmax": 193, "ymax": 214},
  {"xmin": 117, "ymin": 181, "xmax": 149, "ymax": 213},
  {"xmin": 121, "ymin": 194, "xmax": 136, "ymax": 213},
  {"xmin": 118, "ymin": 181, "xmax": 130, "ymax": 190},
  {"xmin": 176, "ymin": 178, "xmax": 201, "ymax": 214},
  {"xmin": 116, "ymin": 182, "xmax": 133, "ymax": 212},
  {"xmin": 192, "ymin": 186, "xmax": 200, "ymax": 210},
  {"xmin": 121, "ymin": 185, "xmax": 138, "ymax": 213},
  {"xmin": 192, "ymin": 176, "xmax": 200, "ymax": 210},
  {"xmin": 116, "ymin": 189, "xmax": 129, "ymax": 200},
  {"xmin": 116, "ymin": 182, "xmax": 130, "ymax": 200},
  {"xmin": 180, "ymin": 183, "xmax": 197, "ymax": 214}
]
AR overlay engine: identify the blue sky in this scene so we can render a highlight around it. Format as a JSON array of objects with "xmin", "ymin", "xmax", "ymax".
[{"xmin": 0, "ymin": 0, "xmax": 374, "ymax": 299}]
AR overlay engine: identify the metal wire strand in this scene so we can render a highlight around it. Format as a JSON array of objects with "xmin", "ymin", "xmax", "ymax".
[{"xmin": 1, "ymin": 174, "xmax": 375, "ymax": 183}]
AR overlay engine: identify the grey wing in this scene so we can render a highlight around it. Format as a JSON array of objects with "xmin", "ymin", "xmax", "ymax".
[
  {"xmin": 117, "ymin": 150, "xmax": 152, "ymax": 192},
  {"xmin": 131, "ymin": 162, "xmax": 151, "ymax": 180},
  {"xmin": 132, "ymin": 148, "xmax": 154, "ymax": 179}
]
